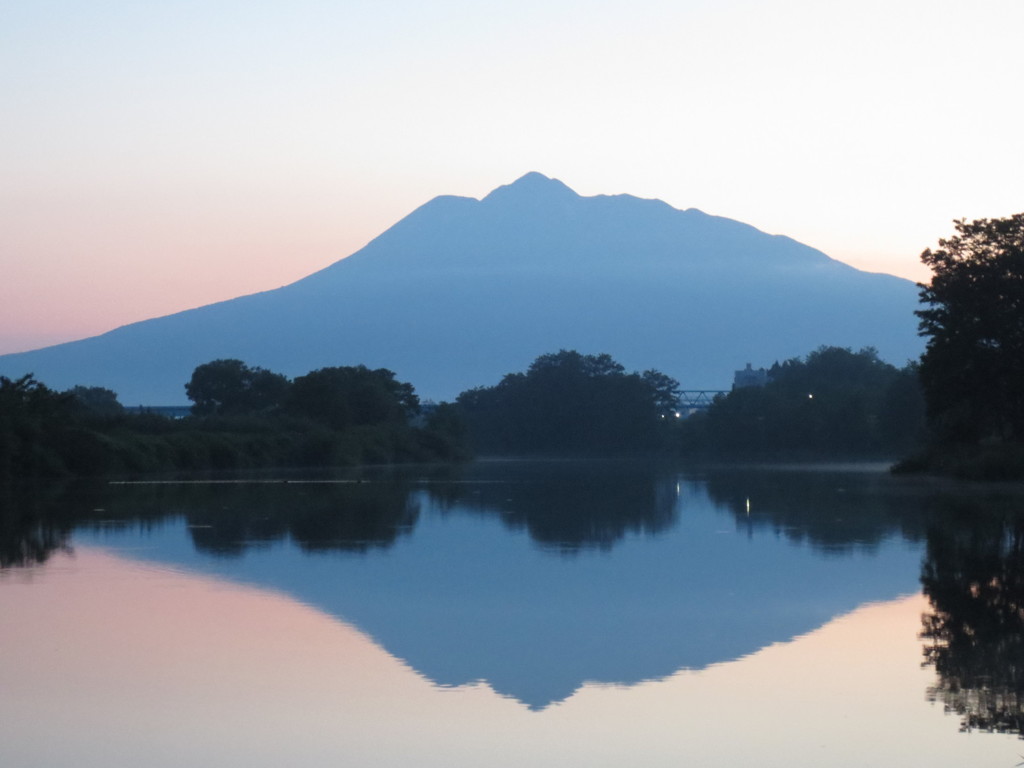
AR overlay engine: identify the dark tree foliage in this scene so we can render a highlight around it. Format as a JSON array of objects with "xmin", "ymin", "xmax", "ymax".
[
  {"xmin": 185, "ymin": 359, "xmax": 291, "ymax": 416},
  {"xmin": 286, "ymin": 365, "xmax": 419, "ymax": 430},
  {"xmin": 916, "ymin": 214, "xmax": 1024, "ymax": 444},
  {"xmin": 2, "ymin": 360, "xmax": 463, "ymax": 479},
  {"xmin": 0, "ymin": 374, "xmax": 78, "ymax": 477},
  {"xmin": 415, "ymin": 401, "xmax": 469, "ymax": 459},
  {"xmin": 456, "ymin": 350, "xmax": 680, "ymax": 455},
  {"xmin": 680, "ymin": 346, "xmax": 924, "ymax": 458},
  {"xmin": 65, "ymin": 385, "xmax": 124, "ymax": 418},
  {"xmin": 0, "ymin": 374, "xmax": 73, "ymax": 417},
  {"xmin": 641, "ymin": 369, "xmax": 684, "ymax": 416}
]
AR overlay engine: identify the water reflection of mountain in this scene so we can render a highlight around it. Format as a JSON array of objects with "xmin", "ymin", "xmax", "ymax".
[{"xmin": 4, "ymin": 463, "xmax": 931, "ymax": 709}]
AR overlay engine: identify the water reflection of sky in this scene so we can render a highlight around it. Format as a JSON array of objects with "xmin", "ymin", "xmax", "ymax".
[{"xmin": 1, "ymin": 548, "xmax": 1017, "ymax": 768}]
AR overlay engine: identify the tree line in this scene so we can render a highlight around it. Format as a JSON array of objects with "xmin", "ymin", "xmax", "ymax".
[
  {"xmin": 0, "ymin": 362, "xmax": 468, "ymax": 479},
  {"xmin": 0, "ymin": 344, "xmax": 934, "ymax": 477},
  {"xmin": 677, "ymin": 347, "xmax": 924, "ymax": 459}
]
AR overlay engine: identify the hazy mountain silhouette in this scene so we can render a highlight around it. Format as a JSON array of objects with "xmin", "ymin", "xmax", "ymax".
[{"xmin": 0, "ymin": 173, "xmax": 923, "ymax": 403}]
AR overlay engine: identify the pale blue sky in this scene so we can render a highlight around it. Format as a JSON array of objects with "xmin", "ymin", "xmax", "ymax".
[{"xmin": 2, "ymin": 0, "xmax": 1021, "ymax": 352}]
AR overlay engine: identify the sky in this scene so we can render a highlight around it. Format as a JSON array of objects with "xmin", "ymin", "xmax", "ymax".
[{"xmin": 2, "ymin": 0, "xmax": 1022, "ymax": 355}]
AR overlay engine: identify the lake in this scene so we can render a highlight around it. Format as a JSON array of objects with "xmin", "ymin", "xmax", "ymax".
[{"xmin": 2, "ymin": 460, "xmax": 1023, "ymax": 767}]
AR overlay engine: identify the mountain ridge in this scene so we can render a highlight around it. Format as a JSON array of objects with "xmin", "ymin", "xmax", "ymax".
[{"xmin": 0, "ymin": 173, "xmax": 922, "ymax": 404}]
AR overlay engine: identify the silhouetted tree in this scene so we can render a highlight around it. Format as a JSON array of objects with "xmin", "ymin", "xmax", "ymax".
[
  {"xmin": 413, "ymin": 401, "xmax": 470, "ymax": 460},
  {"xmin": 185, "ymin": 359, "xmax": 290, "ymax": 416},
  {"xmin": 0, "ymin": 374, "xmax": 72, "ymax": 417},
  {"xmin": 0, "ymin": 374, "xmax": 77, "ymax": 477},
  {"xmin": 65, "ymin": 385, "xmax": 124, "ymax": 418},
  {"xmin": 456, "ymin": 350, "xmax": 679, "ymax": 454},
  {"xmin": 916, "ymin": 214, "xmax": 1024, "ymax": 444},
  {"xmin": 642, "ymin": 369, "xmax": 683, "ymax": 416},
  {"xmin": 286, "ymin": 365, "xmax": 419, "ymax": 430}
]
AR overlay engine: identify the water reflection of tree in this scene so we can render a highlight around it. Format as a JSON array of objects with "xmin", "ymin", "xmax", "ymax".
[
  {"xmin": 106, "ymin": 480, "xmax": 421, "ymax": 557},
  {"xmin": 702, "ymin": 468, "xmax": 931, "ymax": 554},
  {"xmin": 0, "ymin": 476, "xmax": 421, "ymax": 563},
  {"xmin": 4, "ymin": 463, "xmax": 952, "ymax": 563},
  {"xmin": 921, "ymin": 501, "xmax": 1024, "ymax": 737},
  {"xmin": 425, "ymin": 461, "xmax": 679, "ymax": 552},
  {"xmin": 0, "ymin": 509, "xmax": 71, "ymax": 568},
  {"xmin": 0, "ymin": 481, "xmax": 98, "ymax": 567},
  {"xmin": 2, "ymin": 462, "xmax": 680, "ymax": 562},
  {"xmin": 187, "ymin": 482, "xmax": 420, "ymax": 556}
]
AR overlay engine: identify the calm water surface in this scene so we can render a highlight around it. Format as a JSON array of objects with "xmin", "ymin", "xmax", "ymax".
[{"xmin": 2, "ymin": 460, "xmax": 1024, "ymax": 767}]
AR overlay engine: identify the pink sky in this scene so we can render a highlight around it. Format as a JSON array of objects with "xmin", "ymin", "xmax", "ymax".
[{"xmin": 2, "ymin": 1, "xmax": 1021, "ymax": 355}]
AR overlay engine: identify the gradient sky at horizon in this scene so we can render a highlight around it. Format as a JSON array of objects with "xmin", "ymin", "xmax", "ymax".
[{"xmin": 2, "ymin": 0, "xmax": 1022, "ymax": 354}]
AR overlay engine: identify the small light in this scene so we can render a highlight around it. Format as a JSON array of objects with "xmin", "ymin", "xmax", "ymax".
[{"xmin": 808, "ymin": 393, "xmax": 814, "ymax": 399}]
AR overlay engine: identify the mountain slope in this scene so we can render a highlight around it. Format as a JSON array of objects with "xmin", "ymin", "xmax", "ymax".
[{"xmin": 0, "ymin": 173, "xmax": 923, "ymax": 404}]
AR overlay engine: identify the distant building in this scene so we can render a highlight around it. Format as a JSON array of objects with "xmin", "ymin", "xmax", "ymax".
[{"xmin": 733, "ymin": 363, "xmax": 768, "ymax": 390}]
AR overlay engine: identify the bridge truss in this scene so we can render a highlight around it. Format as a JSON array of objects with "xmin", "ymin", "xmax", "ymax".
[{"xmin": 677, "ymin": 390, "xmax": 729, "ymax": 411}]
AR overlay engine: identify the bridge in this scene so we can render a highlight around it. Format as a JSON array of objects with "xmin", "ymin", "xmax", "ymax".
[
  {"xmin": 676, "ymin": 390, "xmax": 729, "ymax": 412},
  {"xmin": 126, "ymin": 405, "xmax": 192, "ymax": 419}
]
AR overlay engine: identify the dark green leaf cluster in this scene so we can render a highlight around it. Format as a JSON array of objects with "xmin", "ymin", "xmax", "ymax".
[
  {"xmin": 679, "ymin": 346, "xmax": 924, "ymax": 459},
  {"xmin": 456, "ymin": 350, "xmax": 681, "ymax": 455},
  {"xmin": 916, "ymin": 213, "xmax": 1024, "ymax": 444}
]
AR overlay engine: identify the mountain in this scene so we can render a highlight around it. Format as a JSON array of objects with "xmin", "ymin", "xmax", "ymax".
[{"xmin": 0, "ymin": 172, "xmax": 923, "ymax": 404}]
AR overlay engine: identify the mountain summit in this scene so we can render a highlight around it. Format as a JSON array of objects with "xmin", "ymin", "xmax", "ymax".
[
  {"xmin": 482, "ymin": 171, "xmax": 579, "ymax": 203},
  {"xmin": 0, "ymin": 174, "xmax": 922, "ymax": 404}
]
